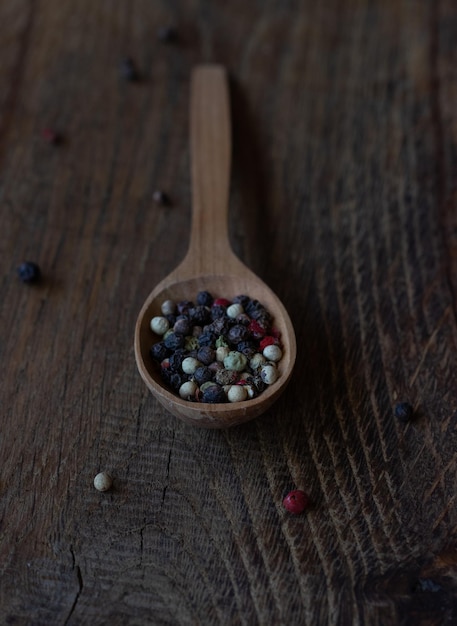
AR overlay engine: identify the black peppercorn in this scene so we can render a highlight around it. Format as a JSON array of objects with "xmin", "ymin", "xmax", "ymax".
[
  {"xmin": 160, "ymin": 366, "xmax": 172, "ymax": 385},
  {"xmin": 237, "ymin": 340, "xmax": 258, "ymax": 358},
  {"xmin": 210, "ymin": 317, "xmax": 232, "ymax": 335},
  {"xmin": 168, "ymin": 349, "xmax": 187, "ymax": 371},
  {"xmin": 150, "ymin": 342, "xmax": 170, "ymax": 361},
  {"xmin": 197, "ymin": 346, "xmax": 215, "ymax": 365},
  {"xmin": 173, "ymin": 315, "xmax": 191, "ymax": 335},
  {"xmin": 233, "ymin": 295, "xmax": 250, "ymax": 307},
  {"xmin": 245, "ymin": 300, "xmax": 272, "ymax": 327},
  {"xmin": 169, "ymin": 372, "xmax": 186, "ymax": 391},
  {"xmin": 164, "ymin": 332, "xmax": 185, "ymax": 350},
  {"xmin": 189, "ymin": 305, "xmax": 211, "ymax": 326},
  {"xmin": 153, "ymin": 190, "xmax": 170, "ymax": 206},
  {"xmin": 208, "ymin": 361, "xmax": 223, "ymax": 374},
  {"xmin": 197, "ymin": 291, "xmax": 214, "ymax": 307},
  {"xmin": 210, "ymin": 304, "xmax": 227, "ymax": 320},
  {"xmin": 198, "ymin": 331, "xmax": 216, "ymax": 348},
  {"xmin": 120, "ymin": 57, "xmax": 139, "ymax": 81},
  {"xmin": 193, "ymin": 366, "xmax": 214, "ymax": 386},
  {"xmin": 164, "ymin": 314, "xmax": 177, "ymax": 327},
  {"xmin": 228, "ymin": 324, "xmax": 249, "ymax": 345},
  {"xmin": 177, "ymin": 300, "xmax": 193, "ymax": 315},
  {"xmin": 202, "ymin": 384, "xmax": 227, "ymax": 403},
  {"xmin": 17, "ymin": 261, "xmax": 41, "ymax": 284},
  {"xmin": 394, "ymin": 402, "xmax": 414, "ymax": 422},
  {"xmin": 157, "ymin": 26, "xmax": 177, "ymax": 43}
]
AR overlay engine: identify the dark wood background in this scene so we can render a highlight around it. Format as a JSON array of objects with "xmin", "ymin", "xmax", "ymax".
[{"xmin": 1, "ymin": 0, "xmax": 457, "ymax": 624}]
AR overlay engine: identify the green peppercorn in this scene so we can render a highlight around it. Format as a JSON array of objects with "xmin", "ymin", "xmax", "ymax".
[
  {"xmin": 223, "ymin": 351, "xmax": 247, "ymax": 372},
  {"xmin": 215, "ymin": 335, "xmax": 228, "ymax": 348}
]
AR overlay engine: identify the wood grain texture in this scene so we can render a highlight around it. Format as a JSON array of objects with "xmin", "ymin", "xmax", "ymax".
[{"xmin": 1, "ymin": 0, "xmax": 457, "ymax": 624}]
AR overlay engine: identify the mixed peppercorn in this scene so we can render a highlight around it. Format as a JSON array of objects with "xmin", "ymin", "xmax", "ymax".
[{"xmin": 149, "ymin": 291, "xmax": 283, "ymax": 403}]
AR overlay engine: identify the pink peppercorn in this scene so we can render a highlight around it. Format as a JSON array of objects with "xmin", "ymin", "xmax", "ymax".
[
  {"xmin": 213, "ymin": 298, "xmax": 231, "ymax": 307},
  {"xmin": 248, "ymin": 319, "xmax": 266, "ymax": 338},
  {"xmin": 283, "ymin": 490, "xmax": 309, "ymax": 514},
  {"xmin": 41, "ymin": 128, "xmax": 61, "ymax": 144}
]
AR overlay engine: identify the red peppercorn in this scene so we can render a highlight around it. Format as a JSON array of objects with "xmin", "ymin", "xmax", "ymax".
[
  {"xmin": 213, "ymin": 298, "xmax": 231, "ymax": 307},
  {"xmin": 260, "ymin": 336, "xmax": 277, "ymax": 350},
  {"xmin": 248, "ymin": 319, "xmax": 266, "ymax": 338},
  {"xmin": 283, "ymin": 490, "xmax": 309, "ymax": 514},
  {"xmin": 41, "ymin": 128, "xmax": 61, "ymax": 144}
]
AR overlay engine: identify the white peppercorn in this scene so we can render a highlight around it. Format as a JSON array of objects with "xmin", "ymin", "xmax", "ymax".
[
  {"xmin": 263, "ymin": 344, "xmax": 283, "ymax": 362},
  {"xmin": 93, "ymin": 471, "xmax": 113, "ymax": 492},
  {"xmin": 226, "ymin": 303, "xmax": 244, "ymax": 318},
  {"xmin": 244, "ymin": 384, "xmax": 256, "ymax": 398},
  {"xmin": 161, "ymin": 299, "xmax": 176, "ymax": 315},
  {"xmin": 260, "ymin": 364, "xmax": 278, "ymax": 385},
  {"xmin": 181, "ymin": 357, "xmax": 201, "ymax": 374},
  {"xmin": 250, "ymin": 353, "xmax": 267, "ymax": 370},
  {"xmin": 227, "ymin": 385, "xmax": 248, "ymax": 402},
  {"xmin": 150, "ymin": 316, "xmax": 170, "ymax": 335},
  {"xmin": 179, "ymin": 380, "xmax": 198, "ymax": 399},
  {"xmin": 216, "ymin": 346, "xmax": 230, "ymax": 362}
]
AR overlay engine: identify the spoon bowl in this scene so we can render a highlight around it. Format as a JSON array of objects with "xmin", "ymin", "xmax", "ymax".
[{"xmin": 134, "ymin": 65, "xmax": 296, "ymax": 428}]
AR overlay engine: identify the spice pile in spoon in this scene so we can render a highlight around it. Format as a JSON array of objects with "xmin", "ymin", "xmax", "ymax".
[{"xmin": 149, "ymin": 291, "xmax": 283, "ymax": 403}]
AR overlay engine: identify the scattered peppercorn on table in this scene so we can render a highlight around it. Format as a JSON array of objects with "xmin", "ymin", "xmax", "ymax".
[{"xmin": 2, "ymin": 1, "xmax": 457, "ymax": 624}]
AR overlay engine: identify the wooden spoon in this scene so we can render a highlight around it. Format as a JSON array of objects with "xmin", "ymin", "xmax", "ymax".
[{"xmin": 134, "ymin": 65, "xmax": 296, "ymax": 428}]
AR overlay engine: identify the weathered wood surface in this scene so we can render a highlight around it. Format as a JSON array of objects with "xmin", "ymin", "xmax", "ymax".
[{"xmin": 1, "ymin": 1, "xmax": 457, "ymax": 624}]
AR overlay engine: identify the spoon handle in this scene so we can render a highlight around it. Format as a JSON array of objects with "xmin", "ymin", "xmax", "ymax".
[{"xmin": 186, "ymin": 65, "xmax": 236, "ymax": 274}]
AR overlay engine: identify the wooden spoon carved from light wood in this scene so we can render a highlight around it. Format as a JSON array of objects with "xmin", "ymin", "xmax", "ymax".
[{"xmin": 134, "ymin": 65, "xmax": 296, "ymax": 428}]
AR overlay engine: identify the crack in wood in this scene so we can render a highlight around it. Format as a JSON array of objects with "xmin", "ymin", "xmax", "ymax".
[
  {"xmin": 160, "ymin": 432, "xmax": 175, "ymax": 510},
  {"xmin": 64, "ymin": 548, "xmax": 83, "ymax": 626}
]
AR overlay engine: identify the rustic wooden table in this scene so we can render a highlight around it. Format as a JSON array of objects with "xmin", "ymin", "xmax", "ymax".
[{"xmin": 1, "ymin": 1, "xmax": 457, "ymax": 624}]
